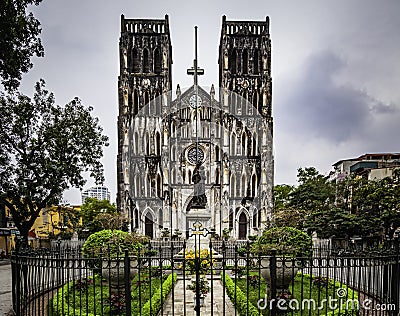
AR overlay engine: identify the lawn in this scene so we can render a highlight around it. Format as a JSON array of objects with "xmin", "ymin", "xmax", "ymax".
[
  {"xmin": 224, "ymin": 271, "xmax": 358, "ymax": 316},
  {"xmin": 49, "ymin": 268, "xmax": 174, "ymax": 316}
]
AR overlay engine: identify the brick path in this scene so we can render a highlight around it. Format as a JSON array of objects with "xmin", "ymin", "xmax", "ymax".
[{"xmin": 161, "ymin": 275, "xmax": 236, "ymax": 315}]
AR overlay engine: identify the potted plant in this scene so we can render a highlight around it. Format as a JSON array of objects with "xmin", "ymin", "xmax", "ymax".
[
  {"xmin": 161, "ymin": 228, "xmax": 170, "ymax": 239},
  {"xmin": 82, "ymin": 229, "xmax": 149, "ymax": 287},
  {"xmin": 187, "ymin": 275, "xmax": 210, "ymax": 307},
  {"xmin": 250, "ymin": 226, "xmax": 311, "ymax": 291},
  {"xmin": 172, "ymin": 228, "xmax": 182, "ymax": 240},
  {"xmin": 182, "ymin": 249, "xmax": 215, "ymax": 275},
  {"xmin": 222, "ymin": 228, "xmax": 231, "ymax": 241}
]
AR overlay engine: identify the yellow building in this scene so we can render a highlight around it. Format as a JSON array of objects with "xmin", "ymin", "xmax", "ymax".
[
  {"xmin": 31, "ymin": 205, "xmax": 82, "ymax": 248},
  {"xmin": 0, "ymin": 204, "xmax": 81, "ymax": 252}
]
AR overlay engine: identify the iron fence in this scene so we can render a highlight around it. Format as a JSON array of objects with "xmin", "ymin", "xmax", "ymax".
[{"xmin": 11, "ymin": 240, "xmax": 400, "ymax": 316}]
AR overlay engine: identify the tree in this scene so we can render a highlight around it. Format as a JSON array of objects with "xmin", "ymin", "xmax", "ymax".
[
  {"xmin": 80, "ymin": 197, "xmax": 118, "ymax": 233},
  {"xmin": 0, "ymin": 80, "xmax": 109, "ymax": 244},
  {"xmin": 289, "ymin": 167, "xmax": 335, "ymax": 213},
  {"xmin": 0, "ymin": 0, "xmax": 44, "ymax": 90},
  {"xmin": 273, "ymin": 184, "xmax": 294, "ymax": 210}
]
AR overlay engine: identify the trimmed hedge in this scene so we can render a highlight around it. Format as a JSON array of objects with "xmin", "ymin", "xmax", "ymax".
[
  {"xmin": 49, "ymin": 276, "xmax": 102, "ymax": 316},
  {"xmin": 221, "ymin": 272, "xmax": 260, "ymax": 316},
  {"xmin": 49, "ymin": 272, "xmax": 177, "ymax": 316},
  {"xmin": 82, "ymin": 229, "xmax": 148, "ymax": 258},
  {"xmin": 141, "ymin": 272, "xmax": 177, "ymax": 316}
]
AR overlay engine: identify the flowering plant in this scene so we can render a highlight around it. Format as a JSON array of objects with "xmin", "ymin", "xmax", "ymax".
[
  {"xmin": 186, "ymin": 276, "xmax": 210, "ymax": 296},
  {"xmin": 181, "ymin": 249, "xmax": 215, "ymax": 274}
]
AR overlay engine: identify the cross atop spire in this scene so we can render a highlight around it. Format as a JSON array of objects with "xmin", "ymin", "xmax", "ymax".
[{"xmin": 186, "ymin": 26, "xmax": 204, "ymax": 85}]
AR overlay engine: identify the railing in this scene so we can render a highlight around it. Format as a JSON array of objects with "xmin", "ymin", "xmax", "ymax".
[{"xmin": 11, "ymin": 241, "xmax": 400, "ymax": 315}]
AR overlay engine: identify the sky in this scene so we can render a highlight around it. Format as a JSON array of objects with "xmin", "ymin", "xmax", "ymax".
[{"xmin": 19, "ymin": 0, "xmax": 400, "ymax": 204}]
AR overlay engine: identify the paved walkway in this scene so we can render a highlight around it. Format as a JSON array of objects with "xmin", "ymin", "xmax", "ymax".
[
  {"xmin": 0, "ymin": 261, "xmax": 13, "ymax": 315},
  {"xmin": 161, "ymin": 276, "xmax": 235, "ymax": 315}
]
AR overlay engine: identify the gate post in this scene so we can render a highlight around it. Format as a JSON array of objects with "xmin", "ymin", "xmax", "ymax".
[
  {"xmin": 124, "ymin": 249, "xmax": 132, "ymax": 316},
  {"xmin": 392, "ymin": 240, "xmax": 400, "ymax": 315},
  {"xmin": 11, "ymin": 251, "xmax": 21, "ymax": 315},
  {"xmin": 270, "ymin": 249, "xmax": 277, "ymax": 316}
]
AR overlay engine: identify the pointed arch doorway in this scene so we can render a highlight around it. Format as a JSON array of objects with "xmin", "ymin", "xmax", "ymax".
[
  {"xmin": 238, "ymin": 212, "xmax": 248, "ymax": 240},
  {"xmin": 145, "ymin": 213, "xmax": 154, "ymax": 239}
]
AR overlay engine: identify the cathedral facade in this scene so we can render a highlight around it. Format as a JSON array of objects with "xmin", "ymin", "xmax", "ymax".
[{"xmin": 117, "ymin": 15, "xmax": 274, "ymax": 240}]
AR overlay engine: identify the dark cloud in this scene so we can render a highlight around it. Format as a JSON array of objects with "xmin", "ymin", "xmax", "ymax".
[{"xmin": 277, "ymin": 51, "xmax": 398, "ymax": 144}]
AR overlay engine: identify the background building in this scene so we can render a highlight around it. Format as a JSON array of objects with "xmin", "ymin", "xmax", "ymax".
[
  {"xmin": 81, "ymin": 186, "xmax": 111, "ymax": 203},
  {"xmin": 117, "ymin": 15, "xmax": 274, "ymax": 240},
  {"xmin": 330, "ymin": 153, "xmax": 400, "ymax": 182}
]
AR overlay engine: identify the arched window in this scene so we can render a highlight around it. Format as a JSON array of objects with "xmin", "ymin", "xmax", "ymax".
[
  {"xmin": 171, "ymin": 168, "xmax": 176, "ymax": 183},
  {"xmin": 134, "ymin": 132, "xmax": 139, "ymax": 154},
  {"xmin": 229, "ymin": 49, "xmax": 237, "ymax": 74},
  {"xmin": 156, "ymin": 174, "xmax": 162, "ymax": 198},
  {"xmin": 231, "ymin": 133, "xmax": 236, "ymax": 155},
  {"xmin": 253, "ymin": 209, "xmax": 258, "ymax": 228},
  {"xmin": 158, "ymin": 208, "xmax": 163, "ymax": 226},
  {"xmin": 132, "ymin": 48, "xmax": 140, "ymax": 72},
  {"xmin": 216, "ymin": 168, "xmax": 220, "ymax": 184},
  {"xmin": 143, "ymin": 48, "xmax": 150, "ymax": 73},
  {"xmin": 241, "ymin": 174, "xmax": 246, "ymax": 196},
  {"xmin": 252, "ymin": 133, "xmax": 257, "ymax": 156},
  {"xmin": 134, "ymin": 208, "xmax": 139, "ymax": 228},
  {"xmin": 188, "ymin": 169, "xmax": 192, "ymax": 184},
  {"xmin": 144, "ymin": 91, "xmax": 150, "ymax": 111},
  {"xmin": 133, "ymin": 90, "xmax": 139, "ymax": 115},
  {"xmin": 145, "ymin": 174, "xmax": 151, "ymax": 196},
  {"xmin": 145, "ymin": 132, "xmax": 150, "ymax": 155},
  {"xmin": 230, "ymin": 174, "xmax": 236, "ymax": 196},
  {"xmin": 171, "ymin": 145, "xmax": 176, "ymax": 161},
  {"xmin": 248, "ymin": 137, "xmax": 252, "ymax": 156},
  {"xmin": 154, "ymin": 48, "xmax": 162, "ymax": 74},
  {"xmin": 154, "ymin": 90, "xmax": 161, "ymax": 115},
  {"xmin": 171, "ymin": 122, "xmax": 176, "ymax": 136},
  {"xmin": 229, "ymin": 209, "xmax": 234, "ymax": 229},
  {"xmin": 253, "ymin": 49, "xmax": 259, "ymax": 74},
  {"xmin": 251, "ymin": 174, "xmax": 257, "ymax": 197},
  {"xmin": 242, "ymin": 90, "xmax": 248, "ymax": 114},
  {"xmin": 155, "ymin": 132, "xmax": 161, "ymax": 156},
  {"xmin": 242, "ymin": 49, "xmax": 248, "ymax": 75},
  {"xmin": 252, "ymin": 91, "xmax": 258, "ymax": 113},
  {"xmin": 241, "ymin": 132, "xmax": 247, "ymax": 156},
  {"xmin": 135, "ymin": 174, "xmax": 140, "ymax": 196}
]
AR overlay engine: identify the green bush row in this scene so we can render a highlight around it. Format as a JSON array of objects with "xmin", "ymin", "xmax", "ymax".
[
  {"xmin": 49, "ymin": 276, "xmax": 101, "ymax": 316},
  {"xmin": 300, "ymin": 274, "xmax": 359, "ymax": 316},
  {"xmin": 141, "ymin": 272, "xmax": 177, "ymax": 316},
  {"xmin": 221, "ymin": 272, "xmax": 260, "ymax": 316}
]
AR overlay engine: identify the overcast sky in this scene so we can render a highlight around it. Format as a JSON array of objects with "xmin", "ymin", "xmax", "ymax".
[{"xmin": 19, "ymin": 0, "xmax": 400, "ymax": 204}]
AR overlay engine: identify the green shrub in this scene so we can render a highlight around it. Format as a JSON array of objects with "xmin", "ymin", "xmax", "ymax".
[
  {"xmin": 221, "ymin": 272, "xmax": 260, "ymax": 316},
  {"xmin": 49, "ymin": 272, "xmax": 176, "ymax": 316},
  {"xmin": 251, "ymin": 226, "xmax": 312, "ymax": 257},
  {"xmin": 141, "ymin": 273, "xmax": 177, "ymax": 316},
  {"xmin": 82, "ymin": 229, "xmax": 149, "ymax": 258}
]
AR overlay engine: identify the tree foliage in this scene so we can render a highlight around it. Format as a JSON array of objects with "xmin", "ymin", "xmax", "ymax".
[
  {"xmin": 80, "ymin": 197, "xmax": 118, "ymax": 233},
  {"xmin": 0, "ymin": 0, "xmax": 44, "ymax": 90},
  {"xmin": 0, "ymin": 80, "xmax": 108, "ymax": 242},
  {"xmin": 275, "ymin": 167, "xmax": 400, "ymax": 239}
]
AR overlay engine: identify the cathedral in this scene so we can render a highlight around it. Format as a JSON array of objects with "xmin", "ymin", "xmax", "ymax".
[{"xmin": 117, "ymin": 15, "xmax": 274, "ymax": 240}]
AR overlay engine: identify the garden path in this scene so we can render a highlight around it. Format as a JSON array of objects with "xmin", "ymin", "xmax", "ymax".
[{"xmin": 161, "ymin": 276, "xmax": 236, "ymax": 315}]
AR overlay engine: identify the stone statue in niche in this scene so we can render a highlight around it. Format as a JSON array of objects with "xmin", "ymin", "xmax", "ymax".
[{"xmin": 191, "ymin": 162, "xmax": 207, "ymax": 209}]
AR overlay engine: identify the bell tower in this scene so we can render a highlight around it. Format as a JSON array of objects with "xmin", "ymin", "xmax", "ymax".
[
  {"xmin": 117, "ymin": 15, "xmax": 173, "ymax": 234},
  {"xmin": 218, "ymin": 16, "xmax": 274, "ymax": 231}
]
